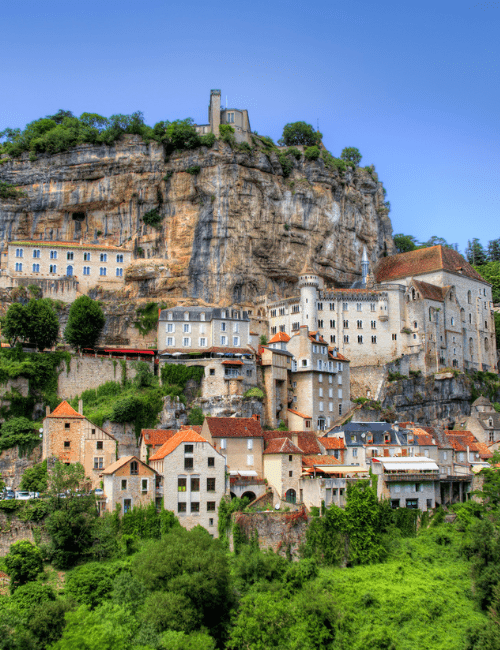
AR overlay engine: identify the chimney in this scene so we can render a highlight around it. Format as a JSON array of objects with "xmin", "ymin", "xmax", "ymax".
[
  {"xmin": 78, "ymin": 399, "xmax": 83, "ymax": 415},
  {"xmin": 292, "ymin": 432, "xmax": 299, "ymax": 447},
  {"xmin": 46, "ymin": 405, "xmax": 51, "ymax": 416}
]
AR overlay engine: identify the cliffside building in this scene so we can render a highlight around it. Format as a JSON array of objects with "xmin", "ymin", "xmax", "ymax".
[
  {"xmin": 194, "ymin": 89, "xmax": 252, "ymax": 144},
  {"xmin": 102, "ymin": 456, "xmax": 158, "ymax": 515}
]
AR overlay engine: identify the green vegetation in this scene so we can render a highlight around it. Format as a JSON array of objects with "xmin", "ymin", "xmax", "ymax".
[
  {"xmin": 160, "ymin": 363, "xmax": 204, "ymax": 390},
  {"xmin": 388, "ymin": 370, "xmax": 409, "ymax": 381},
  {"xmin": 393, "ymin": 233, "xmax": 459, "ymax": 254},
  {"xmin": 340, "ymin": 146, "xmax": 362, "ymax": 166},
  {"xmin": 279, "ymin": 121, "xmax": 322, "ymax": 147},
  {"xmin": 0, "ymin": 181, "xmax": 26, "ymax": 200},
  {"xmin": 186, "ymin": 165, "xmax": 201, "ymax": 175},
  {"xmin": 134, "ymin": 301, "xmax": 168, "ymax": 337},
  {"xmin": 187, "ymin": 405, "xmax": 205, "ymax": 426},
  {"xmin": 219, "ymin": 124, "xmax": 236, "ymax": 146},
  {"xmin": 304, "ymin": 145, "xmax": 320, "ymax": 160},
  {"xmin": 243, "ymin": 387, "xmax": 264, "ymax": 400},
  {"xmin": 142, "ymin": 207, "xmax": 163, "ymax": 229},
  {"xmin": 19, "ymin": 459, "xmax": 48, "ymax": 492},
  {"xmin": 473, "ymin": 260, "xmax": 500, "ymax": 303},
  {"xmin": 2, "ymin": 298, "xmax": 59, "ymax": 351},
  {"xmin": 64, "ymin": 295, "xmax": 105, "ymax": 351},
  {"xmin": 0, "ymin": 416, "xmax": 40, "ymax": 455},
  {"xmin": 4, "ymin": 540, "xmax": 44, "ymax": 592}
]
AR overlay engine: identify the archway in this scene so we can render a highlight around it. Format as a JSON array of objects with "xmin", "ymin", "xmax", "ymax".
[
  {"xmin": 230, "ymin": 492, "xmax": 237, "ymax": 499},
  {"xmin": 241, "ymin": 491, "xmax": 256, "ymax": 502},
  {"xmin": 285, "ymin": 489, "xmax": 296, "ymax": 504}
]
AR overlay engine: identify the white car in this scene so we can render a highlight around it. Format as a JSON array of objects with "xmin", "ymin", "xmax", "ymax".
[
  {"xmin": 15, "ymin": 491, "xmax": 32, "ymax": 500},
  {"xmin": 94, "ymin": 489, "xmax": 104, "ymax": 497}
]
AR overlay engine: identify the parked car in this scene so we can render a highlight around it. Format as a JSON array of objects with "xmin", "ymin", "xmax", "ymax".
[
  {"xmin": 94, "ymin": 488, "xmax": 104, "ymax": 497},
  {"xmin": 29, "ymin": 492, "xmax": 40, "ymax": 499},
  {"xmin": 15, "ymin": 491, "xmax": 32, "ymax": 500},
  {"xmin": 3, "ymin": 490, "xmax": 15, "ymax": 500}
]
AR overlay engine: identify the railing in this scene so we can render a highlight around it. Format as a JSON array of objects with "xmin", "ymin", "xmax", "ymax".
[
  {"xmin": 439, "ymin": 474, "xmax": 473, "ymax": 481},
  {"xmin": 383, "ymin": 472, "xmax": 440, "ymax": 481}
]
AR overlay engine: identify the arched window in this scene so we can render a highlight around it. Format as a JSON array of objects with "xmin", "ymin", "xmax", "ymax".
[
  {"xmin": 130, "ymin": 461, "xmax": 138, "ymax": 475},
  {"xmin": 468, "ymin": 291, "xmax": 472, "ymax": 304},
  {"xmin": 412, "ymin": 288, "xmax": 416, "ymax": 300},
  {"xmin": 66, "ymin": 265, "xmax": 73, "ymax": 276},
  {"xmin": 461, "ymin": 308, "xmax": 465, "ymax": 322},
  {"xmin": 285, "ymin": 489, "xmax": 296, "ymax": 504}
]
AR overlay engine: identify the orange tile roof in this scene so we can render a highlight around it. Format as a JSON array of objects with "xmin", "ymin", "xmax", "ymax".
[
  {"xmin": 141, "ymin": 429, "xmax": 176, "ymax": 446},
  {"xmin": 412, "ymin": 280, "xmax": 449, "ymax": 302},
  {"xmin": 268, "ymin": 332, "xmax": 291, "ymax": 344},
  {"xmin": 318, "ymin": 436, "xmax": 346, "ymax": 450},
  {"xmin": 47, "ymin": 400, "xmax": 84, "ymax": 419},
  {"xmin": 287, "ymin": 408, "xmax": 311, "ymax": 419},
  {"xmin": 149, "ymin": 430, "xmax": 209, "ymax": 461},
  {"xmin": 221, "ymin": 359, "xmax": 244, "ymax": 365},
  {"xmin": 375, "ymin": 245, "xmax": 486, "ymax": 284},
  {"xmin": 302, "ymin": 455, "xmax": 341, "ymax": 467},
  {"xmin": 263, "ymin": 431, "xmax": 324, "ymax": 454},
  {"xmin": 308, "ymin": 331, "xmax": 328, "ymax": 344},
  {"xmin": 204, "ymin": 417, "xmax": 263, "ymax": 438},
  {"xmin": 102, "ymin": 455, "xmax": 156, "ymax": 475},
  {"xmin": 180, "ymin": 425, "xmax": 202, "ymax": 434},
  {"xmin": 446, "ymin": 431, "xmax": 493, "ymax": 459},
  {"xmin": 264, "ymin": 438, "xmax": 303, "ymax": 454}
]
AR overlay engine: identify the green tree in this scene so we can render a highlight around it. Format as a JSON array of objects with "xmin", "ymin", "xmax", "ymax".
[
  {"xmin": 466, "ymin": 238, "xmax": 488, "ymax": 265},
  {"xmin": 25, "ymin": 299, "xmax": 59, "ymax": 351},
  {"xmin": 64, "ymin": 295, "xmax": 105, "ymax": 351},
  {"xmin": 340, "ymin": 147, "xmax": 362, "ymax": 166},
  {"xmin": 304, "ymin": 145, "xmax": 320, "ymax": 160},
  {"xmin": 65, "ymin": 563, "xmax": 114, "ymax": 609},
  {"xmin": 10, "ymin": 581, "xmax": 56, "ymax": 612},
  {"xmin": 393, "ymin": 233, "xmax": 419, "ymax": 254},
  {"xmin": 20, "ymin": 459, "xmax": 48, "ymax": 492},
  {"xmin": 0, "ymin": 417, "xmax": 40, "ymax": 454},
  {"xmin": 27, "ymin": 598, "xmax": 75, "ymax": 649},
  {"xmin": 5, "ymin": 541, "xmax": 44, "ymax": 592},
  {"xmin": 154, "ymin": 119, "xmax": 201, "ymax": 154},
  {"xmin": 279, "ymin": 122, "xmax": 322, "ymax": 147},
  {"xmin": 187, "ymin": 406, "xmax": 204, "ymax": 426},
  {"xmin": 48, "ymin": 460, "xmax": 87, "ymax": 496},
  {"xmin": 473, "ymin": 262, "xmax": 500, "ymax": 303},
  {"xmin": 488, "ymin": 239, "xmax": 500, "ymax": 262},
  {"xmin": 1, "ymin": 303, "xmax": 30, "ymax": 346}
]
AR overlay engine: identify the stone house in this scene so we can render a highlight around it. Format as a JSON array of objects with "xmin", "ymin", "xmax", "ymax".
[
  {"xmin": 260, "ymin": 245, "xmax": 497, "ymax": 377},
  {"xmin": 42, "ymin": 400, "xmax": 116, "ymax": 488},
  {"xmin": 138, "ymin": 429, "xmax": 176, "ymax": 464},
  {"xmin": 259, "ymin": 338, "xmax": 293, "ymax": 427},
  {"xmin": 1, "ymin": 240, "xmax": 132, "ymax": 300},
  {"xmin": 193, "ymin": 89, "xmax": 252, "ymax": 144},
  {"xmin": 460, "ymin": 396, "xmax": 500, "ymax": 445},
  {"xmin": 371, "ymin": 456, "xmax": 440, "ymax": 511},
  {"xmin": 202, "ymin": 416, "xmax": 264, "ymax": 479},
  {"xmin": 263, "ymin": 437, "xmax": 302, "ymax": 505},
  {"xmin": 102, "ymin": 456, "xmax": 158, "ymax": 514},
  {"xmin": 149, "ymin": 429, "xmax": 226, "ymax": 536}
]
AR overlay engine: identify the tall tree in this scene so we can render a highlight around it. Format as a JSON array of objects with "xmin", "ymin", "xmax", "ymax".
[
  {"xmin": 488, "ymin": 238, "xmax": 500, "ymax": 262},
  {"xmin": 279, "ymin": 122, "xmax": 322, "ymax": 147},
  {"xmin": 1, "ymin": 302, "xmax": 29, "ymax": 346},
  {"xmin": 466, "ymin": 238, "xmax": 487, "ymax": 265},
  {"xmin": 393, "ymin": 234, "xmax": 419, "ymax": 253},
  {"xmin": 64, "ymin": 295, "xmax": 105, "ymax": 351},
  {"xmin": 340, "ymin": 147, "xmax": 362, "ymax": 166}
]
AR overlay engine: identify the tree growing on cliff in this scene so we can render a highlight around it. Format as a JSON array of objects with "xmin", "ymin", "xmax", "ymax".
[
  {"xmin": 279, "ymin": 122, "xmax": 322, "ymax": 147},
  {"xmin": 64, "ymin": 295, "xmax": 105, "ymax": 351},
  {"xmin": 1, "ymin": 302, "xmax": 30, "ymax": 346},
  {"xmin": 5, "ymin": 540, "xmax": 44, "ymax": 592},
  {"xmin": 340, "ymin": 147, "xmax": 362, "ymax": 167}
]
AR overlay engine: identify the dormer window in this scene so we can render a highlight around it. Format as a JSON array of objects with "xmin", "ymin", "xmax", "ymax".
[
  {"xmin": 184, "ymin": 312, "xmax": 189, "ymax": 321},
  {"xmin": 351, "ymin": 435, "xmax": 356, "ymax": 443},
  {"xmin": 384, "ymin": 434, "xmax": 390, "ymax": 443},
  {"xmin": 167, "ymin": 313, "xmax": 173, "ymax": 321},
  {"xmin": 200, "ymin": 313, "xmax": 205, "ymax": 321}
]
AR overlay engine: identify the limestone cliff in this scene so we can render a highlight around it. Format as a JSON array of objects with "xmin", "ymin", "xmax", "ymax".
[{"xmin": 0, "ymin": 136, "xmax": 394, "ymax": 304}]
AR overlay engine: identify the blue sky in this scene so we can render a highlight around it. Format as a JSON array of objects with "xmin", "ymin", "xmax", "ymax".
[{"xmin": 2, "ymin": 0, "xmax": 499, "ymax": 254}]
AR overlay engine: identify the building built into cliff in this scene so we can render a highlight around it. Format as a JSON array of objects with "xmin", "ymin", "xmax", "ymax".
[
  {"xmin": 260, "ymin": 245, "xmax": 497, "ymax": 378},
  {"xmin": 194, "ymin": 89, "xmax": 252, "ymax": 144}
]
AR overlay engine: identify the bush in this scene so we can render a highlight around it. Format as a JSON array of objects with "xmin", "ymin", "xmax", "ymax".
[
  {"xmin": 340, "ymin": 146, "xmax": 362, "ymax": 166},
  {"xmin": 186, "ymin": 166, "xmax": 201, "ymax": 175},
  {"xmin": 200, "ymin": 132, "xmax": 216, "ymax": 147},
  {"xmin": 279, "ymin": 122, "xmax": 322, "ymax": 147},
  {"xmin": 65, "ymin": 562, "xmax": 114, "ymax": 609},
  {"xmin": 64, "ymin": 295, "xmax": 105, "ymax": 351},
  {"xmin": 219, "ymin": 124, "xmax": 235, "ymax": 145},
  {"xmin": 0, "ymin": 181, "xmax": 26, "ymax": 200},
  {"xmin": 5, "ymin": 540, "xmax": 44, "ymax": 591},
  {"xmin": 278, "ymin": 153, "xmax": 294, "ymax": 178},
  {"xmin": 142, "ymin": 207, "xmax": 163, "ymax": 228},
  {"xmin": 0, "ymin": 417, "xmax": 40, "ymax": 454},
  {"xmin": 243, "ymin": 387, "xmax": 264, "ymax": 400},
  {"xmin": 304, "ymin": 146, "xmax": 320, "ymax": 160},
  {"xmin": 286, "ymin": 147, "xmax": 302, "ymax": 160},
  {"xmin": 187, "ymin": 406, "xmax": 205, "ymax": 426},
  {"xmin": 237, "ymin": 142, "xmax": 252, "ymax": 153}
]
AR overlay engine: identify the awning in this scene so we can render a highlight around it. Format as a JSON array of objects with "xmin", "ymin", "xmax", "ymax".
[
  {"xmin": 104, "ymin": 348, "xmax": 155, "ymax": 355},
  {"xmin": 222, "ymin": 360, "xmax": 243, "ymax": 365},
  {"xmin": 229, "ymin": 470, "xmax": 258, "ymax": 477},
  {"xmin": 382, "ymin": 461, "xmax": 439, "ymax": 471},
  {"xmin": 315, "ymin": 466, "xmax": 369, "ymax": 473}
]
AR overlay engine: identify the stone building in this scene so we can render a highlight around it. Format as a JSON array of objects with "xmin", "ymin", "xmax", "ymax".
[
  {"xmin": 263, "ymin": 437, "xmax": 302, "ymax": 505},
  {"xmin": 202, "ymin": 416, "xmax": 264, "ymax": 479},
  {"xmin": 102, "ymin": 456, "xmax": 158, "ymax": 514},
  {"xmin": 460, "ymin": 396, "xmax": 500, "ymax": 446},
  {"xmin": 1, "ymin": 240, "xmax": 132, "ymax": 300},
  {"xmin": 148, "ymin": 429, "xmax": 226, "ymax": 536},
  {"xmin": 194, "ymin": 89, "xmax": 252, "ymax": 144},
  {"xmin": 42, "ymin": 400, "xmax": 116, "ymax": 488},
  {"xmin": 138, "ymin": 429, "xmax": 176, "ymax": 464},
  {"xmin": 260, "ymin": 245, "xmax": 497, "ymax": 376}
]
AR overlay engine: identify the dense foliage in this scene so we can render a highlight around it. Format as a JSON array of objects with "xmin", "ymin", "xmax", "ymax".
[
  {"xmin": 340, "ymin": 146, "xmax": 362, "ymax": 166},
  {"xmin": 64, "ymin": 295, "xmax": 105, "ymax": 351},
  {"xmin": 0, "ymin": 416, "xmax": 40, "ymax": 455},
  {"xmin": 279, "ymin": 122, "xmax": 322, "ymax": 147},
  {"xmin": 2, "ymin": 298, "xmax": 59, "ymax": 350}
]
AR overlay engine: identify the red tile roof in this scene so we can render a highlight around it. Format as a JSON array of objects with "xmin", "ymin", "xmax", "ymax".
[
  {"xmin": 180, "ymin": 425, "xmax": 202, "ymax": 434},
  {"xmin": 268, "ymin": 332, "xmax": 291, "ymax": 344},
  {"xmin": 318, "ymin": 436, "xmax": 346, "ymax": 450},
  {"xmin": 204, "ymin": 417, "xmax": 263, "ymax": 438},
  {"xmin": 102, "ymin": 455, "xmax": 156, "ymax": 475},
  {"xmin": 375, "ymin": 245, "xmax": 486, "ymax": 284},
  {"xmin": 412, "ymin": 280, "xmax": 449, "ymax": 302},
  {"xmin": 11, "ymin": 240, "xmax": 130, "ymax": 253},
  {"xmin": 141, "ymin": 429, "xmax": 176, "ymax": 447},
  {"xmin": 411, "ymin": 428, "xmax": 436, "ymax": 446},
  {"xmin": 264, "ymin": 431, "xmax": 325, "ymax": 454},
  {"xmin": 447, "ymin": 431, "xmax": 493, "ymax": 459},
  {"xmin": 149, "ymin": 430, "xmax": 209, "ymax": 461},
  {"xmin": 264, "ymin": 438, "xmax": 303, "ymax": 455},
  {"xmin": 221, "ymin": 359, "xmax": 244, "ymax": 365},
  {"xmin": 47, "ymin": 400, "xmax": 84, "ymax": 419},
  {"xmin": 287, "ymin": 408, "xmax": 311, "ymax": 419},
  {"xmin": 302, "ymin": 455, "xmax": 341, "ymax": 467}
]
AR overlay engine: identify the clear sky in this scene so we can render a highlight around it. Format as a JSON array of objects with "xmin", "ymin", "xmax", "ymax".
[{"xmin": 2, "ymin": 0, "xmax": 498, "ymax": 254}]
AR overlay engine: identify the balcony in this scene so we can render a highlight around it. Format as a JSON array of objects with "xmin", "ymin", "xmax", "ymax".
[{"xmin": 383, "ymin": 472, "xmax": 440, "ymax": 482}]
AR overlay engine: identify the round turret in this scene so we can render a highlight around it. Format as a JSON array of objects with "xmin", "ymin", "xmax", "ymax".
[{"xmin": 298, "ymin": 265, "xmax": 319, "ymax": 326}]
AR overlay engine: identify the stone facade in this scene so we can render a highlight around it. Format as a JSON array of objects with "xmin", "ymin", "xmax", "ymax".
[
  {"xmin": 0, "ymin": 513, "xmax": 49, "ymax": 557},
  {"xmin": 202, "ymin": 417, "xmax": 264, "ymax": 478},
  {"xmin": 0, "ymin": 444, "xmax": 42, "ymax": 490},
  {"xmin": 102, "ymin": 456, "xmax": 157, "ymax": 515},
  {"xmin": 263, "ymin": 440, "xmax": 302, "ymax": 502},
  {"xmin": 194, "ymin": 89, "xmax": 252, "ymax": 144},
  {"xmin": 229, "ymin": 511, "xmax": 309, "ymax": 559},
  {"xmin": 57, "ymin": 355, "xmax": 142, "ymax": 400}
]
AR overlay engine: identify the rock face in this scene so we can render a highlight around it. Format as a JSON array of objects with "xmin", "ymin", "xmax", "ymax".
[{"xmin": 0, "ymin": 136, "xmax": 394, "ymax": 304}]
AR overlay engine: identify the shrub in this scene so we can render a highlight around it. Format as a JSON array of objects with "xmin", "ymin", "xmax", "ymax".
[
  {"xmin": 321, "ymin": 150, "xmax": 347, "ymax": 174},
  {"xmin": 304, "ymin": 146, "xmax": 320, "ymax": 160},
  {"xmin": 0, "ymin": 417, "xmax": 40, "ymax": 454},
  {"xmin": 237, "ymin": 142, "xmax": 252, "ymax": 153},
  {"xmin": 340, "ymin": 146, "xmax": 362, "ymax": 166},
  {"xmin": 200, "ymin": 132, "xmax": 216, "ymax": 147},
  {"xmin": 64, "ymin": 295, "xmax": 105, "ymax": 351},
  {"xmin": 286, "ymin": 147, "xmax": 302, "ymax": 160},
  {"xmin": 186, "ymin": 165, "xmax": 201, "ymax": 175},
  {"xmin": 0, "ymin": 181, "xmax": 26, "ymax": 199},
  {"xmin": 187, "ymin": 406, "xmax": 205, "ymax": 426},
  {"xmin": 279, "ymin": 122, "xmax": 322, "ymax": 147},
  {"xmin": 219, "ymin": 124, "xmax": 235, "ymax": 146},
  {"xmin": 153, "ymin": 118, "xmax": 201, "ymax": 154},
  {"xmin": 5, "ymin": 540, "xmax": 44, "ymax": 591},
  {"xmin": 142, "ymin": 207, "xmax": 163, "ymax": 228},
  {"xmin": 278, "ymin": 153, "xmax": 294, "ymax": 177},
  {"xmin": 65, "ymin": 562, "xmax": 114, "ymax": 609},
  {"xmin": 243, "ymin": 387, "xmax": 264, "ymax": 400}
]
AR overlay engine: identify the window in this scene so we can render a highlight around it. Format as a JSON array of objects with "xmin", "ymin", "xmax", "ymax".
[
  {"xmin": 247, "ymin": 454, "xmax": 254, "ymax": 466},
  {"xmin": 50, "ymin": 250, "xmax": 57, "ymax": 259},
  {"xmin": 357, "ymin": 335, "xmax": 363, "ymax": 344},
  {"xmin": 207, "ymin": 501, "xmax": 216, "ymax": 511},
  {"xmin": 318, "ymin": 302, "xmax": 323, "ymax": 311},
  {"xmin": 83, "ymin": 266, "xmax": 90, "ymax": 275},
  {"xmin": 49, "ymin": 264, "xmax": 57, "ymax": 273},
  {"xmin": 96, "ymin": 441, "xmax": 103, "ymax": 450},
  {"xmin": 167, "ymin": 323, "xmax": 175, "ymax": 333},
  {"xmin": 199, "ymin": 337, "xmax": 207, "ymax": 347},
  {"xmin": 130, "ymin": 461, "xmax": 138, "ymax": 475},
  {"xmin": 66, "ymin": 265, "xmax": 73, "ymax": 276},
  {"xmin": 220, "ymin": 335, "xmax": 227, "ymax": 345},
  {"xmin": 63, "ymin": 440, "xmax": 70, "ymax": 448},
  {"xmin": 100, "ymin": 253, "xmax": 107, "ymax": 262},
  {"xmin": 406, "ymin": 499, "xmax": 419, "ymax": 509},
  {"xmin": 343, "ymin": 320, "xmax": 349, "ymax": 328},
  {"xmin": 100, "ymin": 267, "xmax": 107, "ymax": 276},
  {"xmin": 15, "ymin": 263, "xmax": 22, "ymax": 272},
  {"xmin": 371, "ymin": 321, "xmax": 376, "ymax": 329},
  {"xmin": 167, "ymin": 313, "xmax": 173, "ymax": 320},
  {"xmin": 233, "ymin": 336, "xmax": 240, "ymax": 346},
  {"xmin": 318, "ymin": 373, "xmax": 323, "ymax": 383},
  {"xmin": 117, "ymin": 254, "xmax": 124, "ymax": 263},
  {"xmin": 357, "ymin": 320, "xmax": 363, "ymax": 329},
  {"xmin": 319, "ymin": 387, "xmax": 323, "ymax": 397},
  {"xmin": 121, "ymin": 479, "xmax": 127, "ymax": 490},
  {"xmin": 191, "ymin": 502, "xmax": 200, "ymax": 513},
  {"xmin": 207, "ymin": 477, "xmax": 216, "ymax": 491},
  {"xmin": 15, "ymin": 248, "xmax": 23, "ymax": 258},
  {"xmin": 372, "ymin": 335, "xmax": 377, "ymax": 343},
  {"xmin": 342, "ymin": 302, "xmax": 348, "ymax": 311},
  {"xmin": 352, "ymin": 448, "xmax": 358, "ymax": 457},
  {"xmin": 391, "ymin": 499, "xmax": 400, "ymax": 509},
  {"xmin": 167, "ymin": 337, "xmax": 174, "ymax": 346},
  {"xmin": 329, "ymin": 402, "xmax": 333, "ymax": 411},
  {"xmin": 94, "ymin": 457, "xmax": 103, "ymax": 469},
  {"xmin": 220, "ymin": 439, "xmax": 226, "ymax": 450},
  {"xmin": 67, "ymin": 252, "xmax": 74, "ymax": 260},
  {"xmin": 227, "ymin": 112, "xmax": 235, "ymax": 123},
  {"xmin": 289, "ymin": 470, "xmax": 293, "ymax": 477},
  {"xmin": 292, "ymin": 304, "xmax": 300, "ymax": 313},
  {"xmin": 178, "ymin": 502, "xmax": 187, "ymax": 513},
  {"xmin": 191, "ymin": 477, "xmax": 200, "ymax": 492},
  {"xmin": 357, "ymin": 303, "xmax": 362, "ymax": 312},
  {"xmin": 301, "ymin": 359, "xmax": 308, "ymax": 367},
  {"xmin": 178, "ymin": 478, "xmax": 187, "ymax": 492},
  {"xmin": 184, "ymin": 457, "xmax": 193, "ymax": 470},
  {"xmin": 338, "ymin": 404, "xmax": 342, "ymax": 415},
  {"xmin": 305, "ymin": 420, "xmax": 311, "ymax": 428},
  {"xmin": 370, "ymin": 303, "xmax": 376, "ymax": 312},
  {"xmin": 344, "ymin": 335, "xmax": 349, "ymax": 343},
  {"xmin": 116, "ymin": 268, "xmax": 123, "ymax": 277},
  {"xmin": 392, "ymin": 333, "xmax": 397, "ymax": 341},
  {"xmin": 330, "ymin": 335, "xmax": 336, "ymax": 343},
  {"xmin": 64, "ymin": 422, "xmax": 70, "ymax": 429},
  {"xmin": 220, "ymin": 322, "xmax": 227, "ymax": 332},
  {"xmin": 84, "ymin": 252, "xmax": 91, "ymax": 261},
  {"xmin": 183, "ymin": 323, "xmax": 191, "ymax": 333},
  {"xmin": 209, "ymin": 368, "xmax": 215, "ymax": 376},
  {"xmin": 182, "ymin": 337, "xmax": 191, "ymax": 347},
  {"xmin": 338, "ymin": 389, "xmax": 343, "ymax": 399},
  {"xmin": 317, "ymin": 319, "xmax": 324, "ymax": 328},
  {"xmin": 123, "ymin": 499, "xmax": 132, "ymax": 513},
  {"xmin": 319, "ymin": 401, "xmax": 324, "ymax": 411}
]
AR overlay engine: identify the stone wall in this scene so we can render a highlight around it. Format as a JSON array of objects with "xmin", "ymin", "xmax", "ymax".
[
  {"xmin": 230, "ymin": 510, "xmax": 309, "ymax": 559},
  {"xmin": 192, "ymin": 395, "xmax": 264, "ymax": 421},
  {"xmin": 0, "ymin": 512, "xmax": 48, "ymax": 556},
  {"xmin": 103, "ymin": 420, "xmax": 140, "ymax": 458},
  {"xmin": 350, "ymin": 351, "xmax": 426, "ymax": 401},
  {"xmin": 57, "ymin": 355, "xmax": 145, "ymax": 400},
  {"xmin": 0, "ymin": 445, "xmax": 42, "ymax": 490}
]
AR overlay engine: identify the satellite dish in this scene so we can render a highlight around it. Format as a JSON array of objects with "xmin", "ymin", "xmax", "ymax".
[
  {"xmin": 39, "ymin": 428, "xmax": 43, "ymax": 433},
  {"xmin": 275, "ymin": 503, "xmax": 280, "ymax": 510}
]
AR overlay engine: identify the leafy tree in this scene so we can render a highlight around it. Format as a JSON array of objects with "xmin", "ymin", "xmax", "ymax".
[
  {"xmin": 64, "ymin": 295, "xmax": 105, "ymax": 351},
  {"xmin": 473, "ymin": 262, "xmax": 500, "ymax": 303},
  {"xmin": 46, "ymin": 109, "xmax": 74, "ymax": 124},
  {"xmin": 141, "ymin": 591, "xmax": 201, "ymax": 634},
  {"xmin": 134, "ymin": 361, "xmax": 155, "ymax": 388},
  {"xmin": 10, "ymin": 581, "xmax": 56, "ymax": 612},
  {"xmin": 466, "ymin": 238, "xmax": 488, "ymax": 265},
  {"xmin": 279, "ymin": 122, "xmax": 322, "ymax": 147},
  {"xmin": 160, "ymin": 630, "xmax": 216, "ymax": 650},
  {"xmin": 304, "ymin": 145, "xmax": 320, "ymax": 160},
  {"xmin": 393, "ymin": 233, "xmax": 419, "ymax": 254},
  {"xmin": 4, "ymin": 541, "xmax": 44, "ymax": 592},
  {"xmin": 65, "ymin": 563, "xmax": 114, "ymax": 609},
  {"xmin": 0, "ymin": 417, "xmax": 40, "ymax": 454},
  {"xmin": 340, "ymin": 147, "xmax": 362, "ymax": 166},
  {"xmin": 27, "ymin": 598, "xmax": 75, "ymax": 649},
  {"xmin": 153, "ymin": 119, "xmax": 201, "ymax": 154},
  {"xmin": 1, "ymin": 302, "xmax": 30, "ymax": 346},
  {"xmin": 48, "ymin": 460, "xmax": 87, "ymax": 496},
  {"xmin": 488, "ymin": 239, "xmax": 500, "ymax": 262},
  {"xmin": 25, "ymin": 299, "xmax": 59, "ymax": 351},
  {"xmin": 19, "ymin": 459, "xmax": 48, "ymax": 492},
  {"xmin": 187, "ymin": 405, "xmax": 204, "ymax": 426}
]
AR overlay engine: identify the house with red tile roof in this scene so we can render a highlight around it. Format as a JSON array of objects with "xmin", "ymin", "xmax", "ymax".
[
  {"xmin": 263, "ymin": 436, "xmax": 302, "ymax": 504},
  {"xmin": 138, "ymin": 429, "xmax": 176, "ymax": 463},
  {"xmin": 202, "ymin": 416, "xmax": 264, "ymax": 478},
  {"xmin": 102, "ymin": 456, "xmax": 158, "ymax": 515},
  {"xmin": 149, "ymin": 429, "xmax": 226, "ymax": 535}
]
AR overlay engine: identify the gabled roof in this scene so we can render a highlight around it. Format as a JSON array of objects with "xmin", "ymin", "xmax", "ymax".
[
  {"xmin": 412, "ymin": 279, "xmax": 449, "ymax": 302},
  {"xmin": 473, "ymin": 396, "xmax": 492, "ymax": 406},
  {"xmin": 375, "ymin": 245, "xmax": 486, "ymax": 284},
  {"xmin": 102, "ymin": 455, "xmax": 155, "ymax": 475},
  {"xmin": 264, "ymin": 438, "xmax": 303, "ymax": 455},
  {"xmin": 47, "ymin": 400, "xmax": 84, "ymax": 419},
  {"xmin": 302, "ymin": 455, "xmax": 341, "ymax": 467},
  {"xmin": 180, "ymin": 425, "xmax": 202, "ymax": 434},
  {"xmin": 149, "ymin": 430, "xmax": 209, "ymax": 461},
  {"xmin": 263, "ymin": 431, "xmax": 325, "ymax": 455},
  {"xmin": 140, "ymin": 429, "xmax": 176, "ymax": 447},
  {"xmin": 268, "ymin": 332, "xmax": 291, "ymax": 344},
  {"xmin": 204, "ymin": 417, "xmax": 263, "ymax": 438},
  {"xmin": 318, "ymin": 436, "xmax": 346, "ymax": 450},
  {"xmin": 308, "ymin": 331, "xmax": 328, "ymax": 345},
  {"xmin": 287, "ymin": 409, "xmax": 311, "ymax": 419},
  {"xmin": 410, "ymin": 428, "xmax": 436, "ymax": 446},
  {"xmin": 446, "ymin": 431, "xmax": 493, "ymax": 459}
]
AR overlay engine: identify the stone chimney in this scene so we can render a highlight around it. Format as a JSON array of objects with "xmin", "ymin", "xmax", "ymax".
[
  {"xmin": 78, "ymin": 399, "xmax": 83, "ymax": 415},
  {"xmin": 46, "ymin": 405, "xmax": 51, "ymax": 416},
  {"xmin": 292, "ymin": 432, "xmax": 299, "ymax": 447}
]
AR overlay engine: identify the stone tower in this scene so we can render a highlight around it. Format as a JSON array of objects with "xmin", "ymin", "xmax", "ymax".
[
  {"xmin": 361, "ymin": 247, "xmax": 370, "ymax": 286},
  {"xmin": 299, "ymin": 265, "xmax": 320, "ymax": 328},
  {"xmin": 209, "ymin": 89, "xmax": 221, "ymax": 137}
]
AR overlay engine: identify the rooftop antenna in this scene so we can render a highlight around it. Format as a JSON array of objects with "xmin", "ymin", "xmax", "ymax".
[
  {"xmin": 317, "ymin": 118, "xmax": 319, "ymax": 132},
  {"xmin": 226, "ymin": 95, "xmax": 228, "ymax": 109}
]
